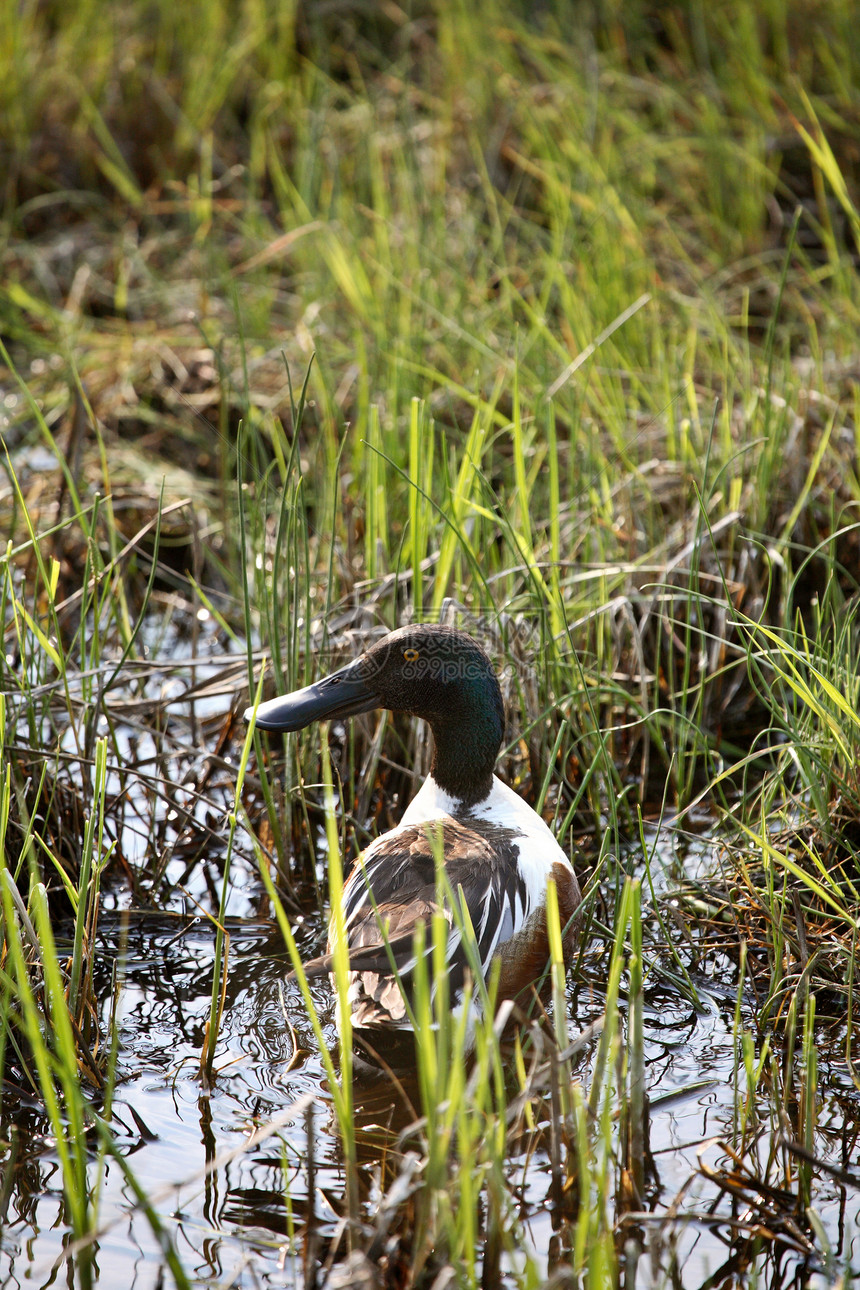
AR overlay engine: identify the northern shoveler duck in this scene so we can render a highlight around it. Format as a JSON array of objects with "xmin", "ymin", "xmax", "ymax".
[{"xmin": 246, "ymin": 625, "xmax": 580, "ymax": 1045}]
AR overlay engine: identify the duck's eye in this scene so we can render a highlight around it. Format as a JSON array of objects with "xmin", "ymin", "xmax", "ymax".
[{"xmin": 402, "ymin": 647, "xmax": 420, "ymax": 662}]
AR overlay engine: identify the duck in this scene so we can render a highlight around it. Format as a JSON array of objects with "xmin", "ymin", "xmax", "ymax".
[{"xmin": 245, "ymin": 624, "xmax": 581, "ymax": 1047}]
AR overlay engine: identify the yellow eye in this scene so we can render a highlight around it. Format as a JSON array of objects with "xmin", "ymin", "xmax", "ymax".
[{"xmin": 403, "ymin": 647, "xmax": 420, "ymax": 662}]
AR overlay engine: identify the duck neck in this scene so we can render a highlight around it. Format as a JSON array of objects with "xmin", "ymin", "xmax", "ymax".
[{"xmin": 426, "ymin": 690, "xmax": 503, "ymax": 809}]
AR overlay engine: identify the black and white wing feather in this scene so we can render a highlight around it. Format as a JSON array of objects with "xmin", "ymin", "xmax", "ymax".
[{"xmin": 307, "ymin": 818, "xmax": 529, "ymax": 1030}]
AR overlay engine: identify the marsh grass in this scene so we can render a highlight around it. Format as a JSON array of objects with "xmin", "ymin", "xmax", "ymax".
[{"xmin": 3, "ymin": 0, "xmax": 860, "ymax": 1284}]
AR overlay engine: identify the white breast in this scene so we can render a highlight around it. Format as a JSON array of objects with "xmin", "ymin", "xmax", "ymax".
[{"xmin": 400, "ymin": 773, "xmax": 573, "ymax": 910}]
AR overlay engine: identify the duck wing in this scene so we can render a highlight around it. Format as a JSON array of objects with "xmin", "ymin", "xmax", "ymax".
[{"xmin": 309, "ymin": 817, "xmax": 527, "ymax": 1029}]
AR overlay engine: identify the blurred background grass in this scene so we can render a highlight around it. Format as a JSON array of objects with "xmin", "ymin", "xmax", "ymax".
[{"xmin": 3, "ymin": 0, "xmax": 858, "ymax": 500}]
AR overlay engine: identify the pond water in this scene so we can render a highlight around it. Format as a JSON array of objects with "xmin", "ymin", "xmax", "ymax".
[{"xmin": 3, "ymin": 858, "xmax": 859, "ymax": 1289}]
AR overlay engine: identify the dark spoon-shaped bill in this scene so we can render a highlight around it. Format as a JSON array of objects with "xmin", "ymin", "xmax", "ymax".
[{"xmin": 245, "ymin": 658, "xmax": 379, "ymax": 733}]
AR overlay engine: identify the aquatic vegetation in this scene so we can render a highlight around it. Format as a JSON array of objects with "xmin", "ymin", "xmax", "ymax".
[{"xmin": 2, "ymin": 0, "xmax": 860, "ymax": 1285}]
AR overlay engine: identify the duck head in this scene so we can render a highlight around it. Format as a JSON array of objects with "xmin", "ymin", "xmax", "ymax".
[{"xmin": 246, "ymin": 624, "xmax": 506, "ymax": 806}]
